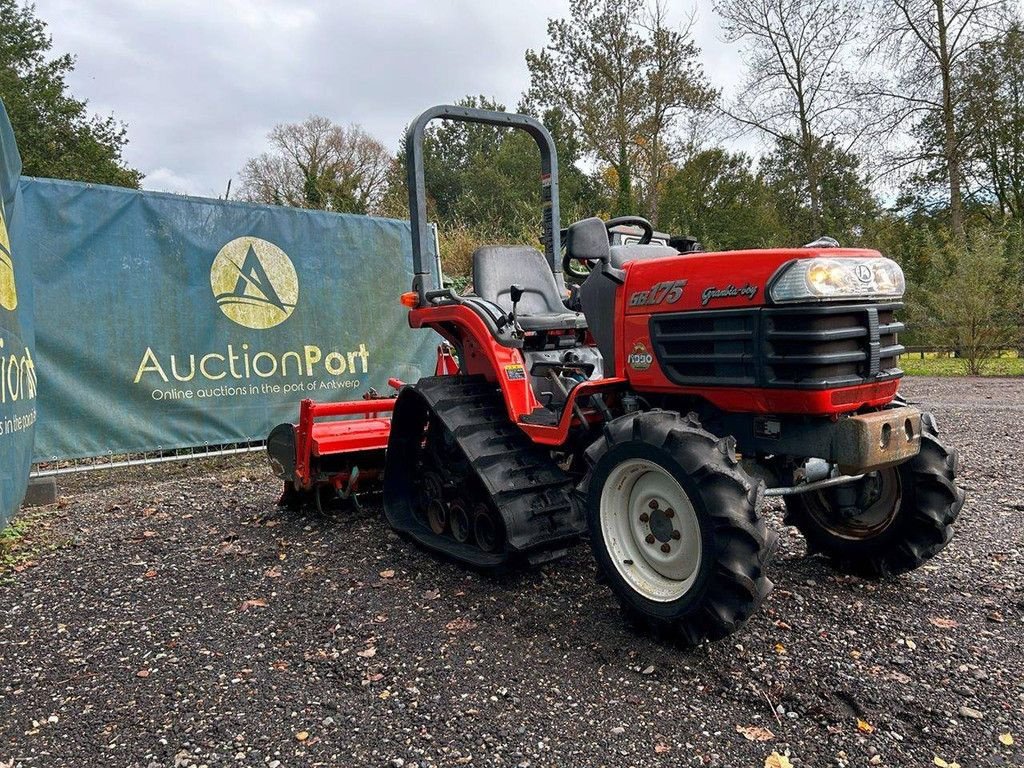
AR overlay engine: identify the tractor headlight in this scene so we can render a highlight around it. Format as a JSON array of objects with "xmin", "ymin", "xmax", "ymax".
[{"xmin": 769, "ymin": 257, "xmax": 905, "ymax": 303}]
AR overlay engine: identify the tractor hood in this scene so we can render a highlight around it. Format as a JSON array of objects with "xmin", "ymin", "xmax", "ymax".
[{"xmin": 622, "ymin": 247, "xmax": 901, "ymax": 314}]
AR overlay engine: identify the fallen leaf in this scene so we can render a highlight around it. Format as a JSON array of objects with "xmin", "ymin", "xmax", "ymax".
[
  {"xmin": 857, "ymin": 719, "xmax": 875, "ymax": 734},
  {"xmin": 999, "ymin": 733, "xmax": 1014, "ymax": 746},
  {"xmin": 654, "ymin": 743, "xmax": 670, "ymax": 754},
  {"xmin": 905, "ymin": 638, "xmax": 917, "ymax": 651},
  {"xmin": 928, "ymin": 616, "xmax": 959, "ymax": 630},
  {"xmin": 216, "ymin": 541, "xmax": 245, "ymax": 557},
  {"xmin": 765, "ymin": 751, "xmax": 793, "ymax": 768},
  {"xmin": 239, "ymin": 598, "xmax": 268, "ymax": 612},
  {"xmin": 356, "ymin": 646, "xmax": 377, "ymax": 659},
  {"xmin": 736, "ymin": 724, "xmax": 775, "ymax": 741},
  {"xmin": 774, "ymin": 643, "xmax": 787, "ymax": 655},
  {"xmin": 144, "ymin": 569, "xmax": 157, "ymax": 579},
  {"xmin": 379, "ymin": 569, "xmax": 395, "ymax": 579},
  {"xmin": 295, "ymin": 730, "xmax": 309, "ymax": 742},
  {"xmin": 933, "ymin": 757, "xmax": 961, "ymax": 768},
  {"xmin": 774, "ymin": 620, "xmax": 792, "ymax": 631},
  {"xmin": 136, "ymin": 669, "xmax": 150, "ymax": 678},
  {"xmin": 445, "ymin": 618, "xmax": 478, "ymax": 633}
]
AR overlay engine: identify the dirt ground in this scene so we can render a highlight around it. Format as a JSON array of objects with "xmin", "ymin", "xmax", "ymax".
[{"xmin": 0, "ymin": 376, "xmax": 1021, "ymax": 768}]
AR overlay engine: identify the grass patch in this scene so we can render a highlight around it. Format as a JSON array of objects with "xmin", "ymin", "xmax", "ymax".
[
  {"xmin": 899, "ymin": 350, "xmax": 1024, "ymax": 377},
  {"xmin": 0, "ymin": 508, "xmax": 59, "ymax": 577}
]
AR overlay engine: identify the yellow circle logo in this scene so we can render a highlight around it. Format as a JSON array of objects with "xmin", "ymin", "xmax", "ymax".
[
  {"xmin": 210, "ymin": 236, "xmax": 298, "ymax": 329},
  {"xmin": 0, "ymin": 202, "xmax": 17, "ymax": 312}
]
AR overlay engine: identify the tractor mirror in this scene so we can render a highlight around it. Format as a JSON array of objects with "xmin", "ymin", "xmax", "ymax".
[{"xmin": 565, "ymin": 217, "xmax": 611, "ymax": 264}]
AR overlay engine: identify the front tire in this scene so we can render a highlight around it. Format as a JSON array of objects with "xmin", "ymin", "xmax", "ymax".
[
  {"xmin": 582, "ymin": 411, "xmax": 775, "ymax": 645},
  {"xmin": 784, "ymin": 412, "xmax": 964, "ymax": 578}
]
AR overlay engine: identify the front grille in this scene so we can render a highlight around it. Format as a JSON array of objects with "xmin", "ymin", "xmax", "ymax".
[{"xmin": 650, "ymin": 302, "xmax": 904, "ymax": 389}]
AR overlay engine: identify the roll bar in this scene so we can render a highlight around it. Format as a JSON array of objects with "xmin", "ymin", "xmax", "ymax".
[{"xmin": 405, "ymin": 104, "xmax": 561, "ymax": 304}]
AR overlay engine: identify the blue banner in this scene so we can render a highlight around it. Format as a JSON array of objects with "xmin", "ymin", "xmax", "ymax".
[
  {"xmin": 0, "ymin": 100, "xmax": 36, "ymax": 527},
  {"xmin": 20, "ymin": 179, "xmax": 437, "ymax": 461}
]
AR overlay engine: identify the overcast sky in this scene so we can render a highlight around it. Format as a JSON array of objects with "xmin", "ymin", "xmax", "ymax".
[{"xmin": 30, "ymin": 0, "xmax": 746, "ymax": 199}]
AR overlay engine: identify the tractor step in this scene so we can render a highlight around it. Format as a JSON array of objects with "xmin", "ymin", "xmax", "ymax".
[{"xmin": 383, "ymin": 375, "xmax": 586, "ymax": 568}]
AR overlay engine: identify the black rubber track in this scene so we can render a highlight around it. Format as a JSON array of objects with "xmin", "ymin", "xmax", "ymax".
[
  {"xmin": 784, "ymin": 412, "xmax": 965, "ymax": 578},
  {"xmin": 383, "ymin": 375, "xmax": 586, "ymax": 568},
  {"xmin": 581, "ymin": 410, "xmax": 776, "ymax": 645}
]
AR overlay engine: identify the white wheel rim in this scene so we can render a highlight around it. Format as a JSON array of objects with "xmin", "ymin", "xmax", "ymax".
[{"xmin": 599, "ymin": 458, "xmax": 703, "ymax": 603}]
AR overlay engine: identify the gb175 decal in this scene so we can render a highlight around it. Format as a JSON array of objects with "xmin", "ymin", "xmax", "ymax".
[{"xmin": 629, "ymin": 279, "xmax": 686, "ymax": 307}]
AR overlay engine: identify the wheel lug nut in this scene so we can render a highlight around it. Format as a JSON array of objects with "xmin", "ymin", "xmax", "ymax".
[
  {"xmin": 639, "ymin": 512, "xmax": 650, "ymax": 523},
  {"xmin": 648, "ymin": 499, "xmax": 659, "ymax": 510},
  {"xmin": 671, "ymin": 530, "xmax": 681, "ymax": 540},
  {"xmin": 645, "ymin": 534, "xmax": 656, "ymax": 545},
  {"xmin": 665, "ymin": 508, "xmax": 675, "ymax": 518},
  {"xmin": 660, "ymin": 543, "xmax": 671, "ymax": 553}
]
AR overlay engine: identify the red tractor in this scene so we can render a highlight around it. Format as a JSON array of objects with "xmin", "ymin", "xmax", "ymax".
[{"xmin": 274, "ymin": 105, "xmax": 964, "ymax": 645}]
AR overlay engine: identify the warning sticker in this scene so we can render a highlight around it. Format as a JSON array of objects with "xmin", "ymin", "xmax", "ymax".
[{"xmin": 505, "ymin": 364, "xmax": 527, "ymax": 381}]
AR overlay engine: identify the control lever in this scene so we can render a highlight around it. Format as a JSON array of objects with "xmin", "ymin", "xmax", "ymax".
[{"xmin": 508, "ymin": 283, "xmax": 524, "ymax": 337}]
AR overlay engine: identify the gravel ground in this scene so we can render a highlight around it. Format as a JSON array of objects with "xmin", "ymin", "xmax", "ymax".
[{"xmin": 1, "ymin": 376, "xmax": 1021, "ymax": 768}]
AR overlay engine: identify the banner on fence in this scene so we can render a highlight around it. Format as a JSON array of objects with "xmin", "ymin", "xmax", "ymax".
[
  {"xmin": 0, "ymin": 101, "xmax": 36, "ymax": 526},
  {"xmin": 21, "ymin": 178, "xmax": 438, "ymax": 461}
]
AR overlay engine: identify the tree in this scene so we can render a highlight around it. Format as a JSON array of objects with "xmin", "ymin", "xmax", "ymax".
[
  {"xmin": 908, "ymin": 225, "xmax": 1021, "ymax": 372},
  {"xmin": 239, "ymin": 116, "xmax": 393, "ymax": 214},
  {"xmin": 760, "ymin": 135, "xmax": 878, "ymax": 243},
  {"xmin": 871, "ymin": 0, "xmax": 1011, "ymax": 238},
  {"xmin": 0, "ymin": 0, "xmax": 141, "ymax": 187},
  {"xmin": 957, "ymin": 20, "xmax": 1024, "ymax": 220},
  {"xmin": 657, "ymin": 148, "xmax": 784, "ymax": 249},
  {"xmin": 714, "ymin": 0, "xmax": 869, "ymax": 234},
  {"xmin": 526, "ymin": 0, "xmax": 716, "ymax": 217}
]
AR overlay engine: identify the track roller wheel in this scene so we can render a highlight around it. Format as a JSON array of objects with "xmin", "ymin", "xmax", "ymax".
[
  {"xmin": 449, "ymin": 498, "xmax": 472, "ymax": 544},
  {"xmin": 582, "ymin": 410, "xmax": 775, "ymax": 645},
  {"xmin": 784, "ymin": 412, "xmax": 964, "ymax": 578},
  {"xmin": 472, "ymin": 503, "xmax": 503, "ymax": 554},
  {"xmin": 426, "ymin": 499, "xmax": 448, "ymax": 535}
]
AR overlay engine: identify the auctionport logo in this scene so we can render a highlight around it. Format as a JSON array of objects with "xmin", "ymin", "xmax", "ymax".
[
  {"xmin": 0, "ymin": 201, "xmax": 17, "ymax": 312},
  {"xmin": 210, "ymin": 236, "xmax": 297, "ymax": 329}
]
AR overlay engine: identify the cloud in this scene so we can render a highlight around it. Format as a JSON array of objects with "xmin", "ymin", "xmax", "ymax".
[{"xmin": 32, "ymin": 0, "xmax": 743, "ymax": 198}]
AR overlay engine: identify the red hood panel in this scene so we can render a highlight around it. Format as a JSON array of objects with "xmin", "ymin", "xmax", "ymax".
[{"xmin": 623, "ymin": 248, "xmax": 883, "ymax": 314}]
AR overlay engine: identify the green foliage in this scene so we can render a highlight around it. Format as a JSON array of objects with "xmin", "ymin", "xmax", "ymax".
[
  {"xmin": 0, "ymin": 507, "xmax": 57, "ymax": 576},
  {"xmin": 958, "ymin": 21, "xmax": 1024, "ymax": 219},
  {"xmin": 907, "ymin": 226, "xmax": 1022, "ymax": 375},
  {"xmin": 0, "ymin": 0, "xmax": 141, "ymax": 187},
  {"xmin": 658, "ymin": 148, "xmax": 784, "ymax": 249},
  {"xmin": 759, "ymin": 136, "xmax": 877, "ymax": 245},
  {"xmin": 386, "ymin": 96, "xmax": 603, "ymax": 237},
  {"xmin": 899, "ymin": 350, "xmax": 1024, "ymax": 377}
]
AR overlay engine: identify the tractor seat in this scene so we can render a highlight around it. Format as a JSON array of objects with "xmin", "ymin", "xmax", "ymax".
[{"xmin": 472, "ymin": 245, "xmax": 585, "ymax": 332}]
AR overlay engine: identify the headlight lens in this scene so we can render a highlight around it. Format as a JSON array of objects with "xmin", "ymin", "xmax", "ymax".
[{"xmin": 770, "ymin": 257, "xmax": 905, "ymax": 303}]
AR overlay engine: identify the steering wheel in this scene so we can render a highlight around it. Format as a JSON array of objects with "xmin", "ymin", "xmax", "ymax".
[
  {"xmin": 604, "ymin": 216, "xmax": 654, "ymax": 245},
  {"xmin": 562, "ymin": 215, "xmax": 656, "ymax": 282}
]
